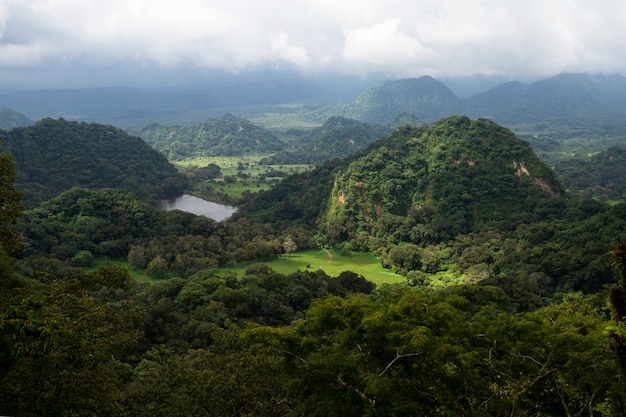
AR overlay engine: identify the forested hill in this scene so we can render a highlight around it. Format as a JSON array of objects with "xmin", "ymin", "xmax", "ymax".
[
  {"xmin": 259, "ymin": 116, "xmax": 391, "ymax": 165},
  {"xmin": 322, "ymin": 116, "xmax": 564, "ymax": 244},
  {"xmin": 0, "ymin": 107, "xmax": 32, "ymax": 130},
  {"xmin": 139, "ymin": 114, "xmax": 285, "ymax": 159},
  {"xmin": 241, "ymin": 116, "xmax": 565, "ymax": 242},
  {"xmin": 344, "ymin": 76, "xmax": 462, "ymax": 124},
  {"xmin": 1, "ymin": 118, "xmax": 188, "ymax": 208},
  {"xmin": 344, "ymin": 73, "xmax": 626, "ymax": 133}
]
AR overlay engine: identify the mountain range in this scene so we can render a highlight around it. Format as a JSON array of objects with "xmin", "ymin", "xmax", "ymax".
[
  {"xmin": 2, "ymin": 73, "xmax": 626, "ymax": 136},
  {"xmin": 342, "ymin": 73, "xmax": 626, "ymax": 133}
]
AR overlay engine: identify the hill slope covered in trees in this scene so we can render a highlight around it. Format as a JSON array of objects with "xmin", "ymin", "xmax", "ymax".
[
  {"xmin": 1, "ymin": 118, "xmax": 188, "ymax": 208},
  {"xmin": 139, "ymin": 114, "xmax": 286, "ymax": 159},
  {"xmin": 259, "ymin": 116, "xmax": 391, "ymax": 165}
]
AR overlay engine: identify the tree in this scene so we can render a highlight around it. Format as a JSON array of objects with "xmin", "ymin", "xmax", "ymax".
[
  {"xmin": 147, "ymin": 255, "xmax": 169, "ymax": 279},
  {"xmin": 0, "ymin": 142, "xmax": 24, "ymax": 255},
  {"xmin": 0, "ymin": 277, "xmax": 143, "ymax": 416},
  {"xmin": 282, "ymin": 236, "xmax": 297, "ymax": 256}
]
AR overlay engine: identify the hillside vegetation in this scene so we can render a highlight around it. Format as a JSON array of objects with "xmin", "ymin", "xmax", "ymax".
[
  {"xmin": 140, "ymin": 114, "xmax": 286, "ymax": 159},
  {"xmin": 555, "ymin": 144, "xmax": 626, "ymax": 201},
  {"xmin": 1, "ymin": 118, "xmax": 188, "ymax": 208},
  {"xmin": 3, "ymin": 112, "xmax": 626, "ymax": 415},
  {"xmin": 240, "ymin": 116, "xmax": 625, "ymax": 295},
  {"xmin": 259, "ymin": 116, "xmax": 391, "ymax": 165}
]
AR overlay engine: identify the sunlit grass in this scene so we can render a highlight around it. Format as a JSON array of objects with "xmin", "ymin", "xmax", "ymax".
[{"xmin": 221, "ymin": 249, "xmax": 405, "ymax": 286}]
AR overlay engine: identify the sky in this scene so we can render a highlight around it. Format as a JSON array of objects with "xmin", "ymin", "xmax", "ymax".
[{"xmin": 1, "ymin": 0, "xmax": 626, "ymax": 88}]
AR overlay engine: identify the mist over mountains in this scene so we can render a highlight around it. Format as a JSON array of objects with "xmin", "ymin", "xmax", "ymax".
[{"xmin": 2, "ymin": 73, "xmax": 626, "ymax": 135}]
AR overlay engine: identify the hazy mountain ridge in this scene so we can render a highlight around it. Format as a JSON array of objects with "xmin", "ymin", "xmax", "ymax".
[
  {"xmin": 1, "ymin": 118, "xmax": 188, "ymax": 208},
  {"xmin": 2, "ymin": 73, "xmax": 625, "ymax": 136},
  {"xmin": 344, "ymin": 76, "xmax": 462, "ymax": 123},
  {"xmin": 0, "ymin": 108, "xmax": 33, "ymax": 130},
  {"xmin": 343, "ymin": 73, "xmax": 626, "ymax": 133}
]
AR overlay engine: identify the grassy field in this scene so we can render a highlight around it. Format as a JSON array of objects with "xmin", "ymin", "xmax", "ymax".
[
  {"xmin": 176, "ymin": 154, "xmax": 314, "ymax": 201},
  {"xmin": 221, "ymin": 249, "xmax": 405, "ymax": 286},
  {"xmin": 91, "ymin": 250, "xmax": 404, "ymax": 286}
]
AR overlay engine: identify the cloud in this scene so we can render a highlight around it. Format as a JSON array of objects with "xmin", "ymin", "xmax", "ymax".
[
  {"xmin": 343, "ymin": 18, "xmax": 435, "ymax": 66},
  {"xmin": 1, "ymin": 0, "xmax": 626, "ymax": 86}
]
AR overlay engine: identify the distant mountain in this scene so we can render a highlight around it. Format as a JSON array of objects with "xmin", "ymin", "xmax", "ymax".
[
  {"xmin": 259, "ymin": 116, "xmax": 391, "ymax": 165},
  {"xmin": 0, "ymin": 74, "xmax": 379, "ymax": 123},
  {"xmin": 140, "ymin": 114, "xmax": 286, "ymax": 159},
  {"xmin": 343, "ymin": 76, "xmax": 462, "ymax": 124},
  {"xmin": 1, "ymin": 118, "xmax": 188, "ymax": 208},
  {"xmin": 0, "ymin": 108, "xmax": 32, "ymax": 130},
  {"xmin": 465, "ymin": 73, "xmax": 626, "ymax": 131},
  {"xmin": 343, "ymin": 73, "xmax": 626, "ymax": 134},
  {"xmin": 240, "ymin": 116, "xmax": 565, "ymax": 243}
]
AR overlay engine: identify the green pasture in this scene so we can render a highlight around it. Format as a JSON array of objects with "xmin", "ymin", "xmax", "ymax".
[
  {"xmin": 177, "ymin": 154, "xmax": 314, "ymax": 200},
  {"xmin": 91, "ymin": 250, "xmax": 404, "ymax": 286},
  {"xmin": 221, "ymin": 249, "xmax": 405, "ymax": 286}
]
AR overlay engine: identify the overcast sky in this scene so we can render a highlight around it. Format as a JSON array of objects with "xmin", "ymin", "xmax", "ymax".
[{"xmin": 1, "ymin": 0, "xmax": 625, "ymax": 88}]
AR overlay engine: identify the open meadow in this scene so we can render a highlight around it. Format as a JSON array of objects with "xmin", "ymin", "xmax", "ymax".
[{"xmin": 220, "ymin": 249, "xmax": 405, "ymax": 286}]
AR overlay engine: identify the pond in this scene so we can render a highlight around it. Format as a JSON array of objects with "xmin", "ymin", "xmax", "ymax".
[{"xmin": 153, "ymin": 194, "xmax": 237, "ymax": 221}]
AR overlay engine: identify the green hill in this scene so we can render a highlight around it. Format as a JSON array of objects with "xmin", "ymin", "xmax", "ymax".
[
  {"xmin": 259, "ymin": 116, "xmax": 391, "ymax": 165},
  {"xmin": 344, "ymin": 76, "xmax": 461, "ymax": 124},
  {"xmin": 321, "ymin": 117, "xmax": 564, "ymax": 244},
  {"xmin": 241, "ymin": 116, "xmax": 565, "ymax": 243},
  {"xmin": 140, "ymin": 114, "xmax": 286, "ymax": 159},
  {"xmin": 1, "ymin": 118, "xmax": 188, "ymax": 208}
]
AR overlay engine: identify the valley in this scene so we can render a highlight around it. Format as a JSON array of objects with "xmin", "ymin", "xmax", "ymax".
[{"xmin": 2, "ymin": 73, "xmax": 626, "ymax": 416}]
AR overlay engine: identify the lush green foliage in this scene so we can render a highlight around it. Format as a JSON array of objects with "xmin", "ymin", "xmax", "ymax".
[
  {"xmin": 322, "ymin": 116, "xmax": 564, "ymax": 243},
  {"xmin": 16, "ymin": 187, "xmax": 317, "ymax": 279},
  {"xmin": 0, "ymin": 143, "xmax": 24, "ymax": 255},
  {"xmin": 3, "ymin": 128, "xmax": 626, "ymax": 415},
  {"xmin": 555, "ymin": 144, "xmax": 626, "ymax": 201},
  {"xmin": 247, "ymin": 287, "xmax": 625, "ymax": 416},
  {"xmin": 259, "ymin": 116, "xmax": 391, "ymax": 165},
  {"xmin": 140, "ymin": 114, "xmax": 286, "ymax": 159},
  {"xmin": 1, "ymin": 118, "xmax": 188, "ymax": 208}
]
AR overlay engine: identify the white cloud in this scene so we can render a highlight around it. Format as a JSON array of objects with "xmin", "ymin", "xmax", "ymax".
[
  {"xmin": 270, "ymin": 30, "xmax": 310, "ymax": 66},
  {"xmin": 1, "ymin": 0, "xmax": 626, "ymax": 86},
  {"xmin": 343, "ymin": 18, "xmax": 435, "ymax": 66}
]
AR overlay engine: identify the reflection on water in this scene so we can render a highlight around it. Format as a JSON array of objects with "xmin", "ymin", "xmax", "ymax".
[{"xmin": 153, "ymin": 194, "xmax": 237, "ymax": 221}]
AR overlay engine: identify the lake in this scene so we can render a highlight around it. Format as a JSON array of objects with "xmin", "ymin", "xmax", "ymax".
[{"xmin": 153, "ymin": 194, "xmax": 237, "ymax": 221}]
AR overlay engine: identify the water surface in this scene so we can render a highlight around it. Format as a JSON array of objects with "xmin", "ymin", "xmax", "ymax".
[{"xmin": 153, "ymin": 194, "xmax": 237, "ymax": 221}]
